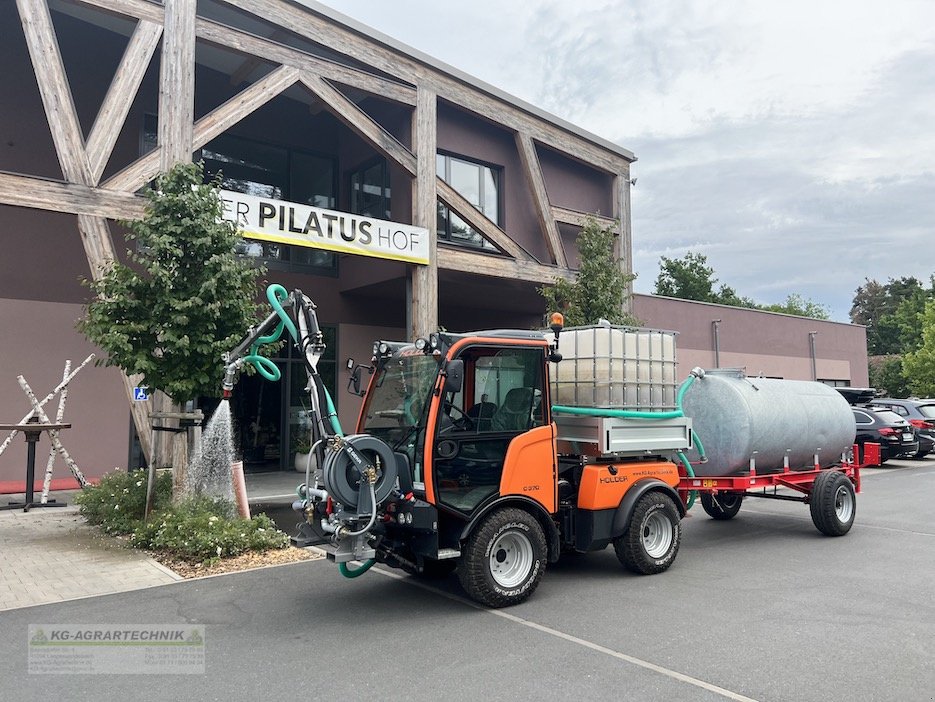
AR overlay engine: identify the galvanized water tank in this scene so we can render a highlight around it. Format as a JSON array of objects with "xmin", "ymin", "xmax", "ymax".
[{"xmin": 681, "ymin": 369, "xmax": 856, "ymax": 476}]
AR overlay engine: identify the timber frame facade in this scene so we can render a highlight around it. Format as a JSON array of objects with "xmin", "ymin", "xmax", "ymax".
[{"xmin": 2, "ymin": 0, "xmax": 635, "ymax": 475}]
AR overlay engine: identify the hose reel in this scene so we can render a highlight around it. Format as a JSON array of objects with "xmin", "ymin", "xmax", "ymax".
[{"xmin": 322, "ymin": 434, "xmax": 397, "ymax": 515}]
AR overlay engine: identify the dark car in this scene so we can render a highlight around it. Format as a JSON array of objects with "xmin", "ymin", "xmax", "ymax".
[
  {"xmin": 867, "ymin": 399, "xmax": 935, "ymax": 459},
  {"xmin": 852, "ymin": 407, "xmax": 919, "ymax": 463}
]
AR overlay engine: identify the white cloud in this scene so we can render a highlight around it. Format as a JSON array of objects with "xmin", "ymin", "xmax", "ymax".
[{"xmin": 318, "ymin": 0, "xmax": 935, "ymax": 320}]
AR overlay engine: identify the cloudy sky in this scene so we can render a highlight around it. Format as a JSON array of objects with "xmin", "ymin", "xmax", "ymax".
[{"xmin": 319, "ymin": 0, "xmax": 935, "ymax": 321}]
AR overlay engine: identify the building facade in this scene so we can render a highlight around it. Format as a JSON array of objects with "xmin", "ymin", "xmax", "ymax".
[{"xmin": 0, "ymin": 0, "xmax": 867, "ymax": 489}]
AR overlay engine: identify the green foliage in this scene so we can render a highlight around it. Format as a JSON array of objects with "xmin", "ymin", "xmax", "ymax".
[
  {"xmin": 654, "ymin": 251, "xmax": 745, "ymax": 306},
  {"xmin": 75, "ymin": 469, "xmax": 173, "ymax": 534},
  {"xmin": 851, "ymin": 276, "xmax": 935, "ymax": 355},
  {"xmin": 76, "ymin": 468, "xmax": 288, "ymax": 564},
  {"xmin": 868, "ymin": 356, "xmax": 911, "ymax": 398},
  {"xmin": 539, "ymin": 216, "xmax": 638, "ymax": 326},
  {"xmin": 759, "ymin": 293, "xmax": 831, "ymax": 320},
  {"xmin": 131, "ymin": 497, "xmax": 288, "ymax": 563},
  {"xmin": 78, "ymin": 162, "xmax": 262, "ymax": 403},
  {"xmin": 902, "ymin": 299, "xmax": 935, "ymax": 397}
]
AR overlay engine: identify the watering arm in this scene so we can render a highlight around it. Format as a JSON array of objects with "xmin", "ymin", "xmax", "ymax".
[{"xmin": 222, "ymin": 309, "xmax": 283, "ymax": 396}]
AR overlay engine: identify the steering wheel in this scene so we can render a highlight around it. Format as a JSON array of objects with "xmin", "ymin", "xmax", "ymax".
[{"xmin": 441, "ymin": 402, "xmax": 475, "ymax": 432}]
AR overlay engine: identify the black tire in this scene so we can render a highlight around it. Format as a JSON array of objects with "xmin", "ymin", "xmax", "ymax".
[
  {"xmin": 457, "ymin": 508, "xmax": 547, "ymax": 608},
  {"xmin": 613, "ymin": 492, "xmax": 681, "ymax": 574},
  {"xmin": 700, "ymin": 491, "xmax": 743, "ymax": 520},
  {"xmin": 402, "ymin": 558, "xmax": 457, "ymax": 579},
  {"xmin": 809, "ymin": 471, "xmax": 856, "ymax": 536}
]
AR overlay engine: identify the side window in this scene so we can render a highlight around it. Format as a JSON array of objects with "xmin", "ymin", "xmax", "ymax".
[
  {"xmin": 854, "ymin": 411, "xmax": 872, "ymax": 425},
  {"xmin": 472, "ymin": 348, "xmax": 544, "ymax": 432},
  {"xmin": 893, "ymin": 406, "xmax": 908, "ymax": 416}
]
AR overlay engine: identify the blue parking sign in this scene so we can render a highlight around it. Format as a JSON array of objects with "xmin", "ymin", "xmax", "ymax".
[{"xmin": 133, "ymin": 387, "xmax": 149, "ymax": 401}]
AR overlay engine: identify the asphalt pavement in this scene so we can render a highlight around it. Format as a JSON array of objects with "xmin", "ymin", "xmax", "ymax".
[{"xmin": 2, "ymin": 457, "xmax": 933, "ymax": 702}]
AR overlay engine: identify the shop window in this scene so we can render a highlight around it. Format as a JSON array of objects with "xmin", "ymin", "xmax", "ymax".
[
  {"xmin": 349, "ymin": 158, "xmax": 391, "ymax": 219},
  {"xmin": 141, "ymin": 115, "xmax": 337, "ymax": 273},
  {"xmin": 820, "ymin": 379, "xmax": 851, "ymax": 387},
  {"xmin": 436, "ymin": 152, "xmax": 500, "ymax": 251}
]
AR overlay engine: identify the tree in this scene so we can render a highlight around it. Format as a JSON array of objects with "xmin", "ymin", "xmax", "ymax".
[
  {"xmin": 760, "ymin": 293, "xmax": 831, "ymax": 320},
  {"xmin": 654, "ymin": 251, "xmax": 754, "ymax": 307},
  {"xmin": 539, "ymin": 216, "xmax": 638, "ymax": 327},
  {"xmin": 902, "ymin": 299, "xmax": 935, "ymax": 397},
  {"xmin": 79, "ymin": 162, "xmax": 262, "ymax": 404},
  {"xmin": 868, "ymin": 356, "xmax": 911, "ymax": 398},
  {"xmin": 850, "ymin": 276, "xmax": 933, "ymax": 355}
]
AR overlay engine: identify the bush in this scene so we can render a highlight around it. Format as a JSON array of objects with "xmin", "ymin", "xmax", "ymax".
[
  {"xmin": 130, "ymin": 496, "xmax": 289, "ymax": 563},
  {"xmin": 75, "ymin": 469, "xmax": 172, "ymax": 534}
]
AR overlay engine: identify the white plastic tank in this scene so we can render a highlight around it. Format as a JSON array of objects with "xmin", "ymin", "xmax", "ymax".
[
  {"xmin": 681, "ymin": 369, "xmax": 856, "ymax": 476},
  {"xmin": 551, "ymin": 325, "xmax": 679, "ymax": 411}
]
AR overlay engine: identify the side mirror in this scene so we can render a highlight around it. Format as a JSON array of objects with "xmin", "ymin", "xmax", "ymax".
[
  {"xmin": 345, "ymin": 358, "xmax": 372, "ymax": 397},
  {"xmin": 444, "ymin": 359, "xmax": 464, "ymax": 394}
]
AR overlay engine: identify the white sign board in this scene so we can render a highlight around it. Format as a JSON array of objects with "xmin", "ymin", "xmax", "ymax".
[{"xmin": 219, "ymin": 190, "xmax": 430, "ymax": 266}]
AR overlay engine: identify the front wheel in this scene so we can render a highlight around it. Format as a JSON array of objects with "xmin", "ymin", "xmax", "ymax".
[
  {"xmin": 809, "ymin": 470, "xmax": 856, "ymax": 536},
  {"xmin": 700, "ymin": 491, "xmax": 743, "ymax": 520},
  {"xmin": 614, "ymin": 492, "xmax": 681, "ymax": 574},
  {"xmin": 458, "ymin": 508, "xmax": 546, "ymax": 608}
]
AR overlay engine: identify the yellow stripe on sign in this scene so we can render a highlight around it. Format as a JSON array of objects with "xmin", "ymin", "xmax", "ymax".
[{"xmin": 242, "ymin": 231, "xmax": 430, "ymax": 265}]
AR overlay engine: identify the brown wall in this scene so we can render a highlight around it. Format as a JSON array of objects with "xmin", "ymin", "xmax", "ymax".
[
  {"xmin": 632, "ymin": 294, "xmax": 869, "ymax": 384},
  {"xmin": 0, "ymin": 298, "xmax": 129, "ymax": 486}
]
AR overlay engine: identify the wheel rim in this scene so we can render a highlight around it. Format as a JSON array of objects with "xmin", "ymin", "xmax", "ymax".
[
  {"xmin": 489, "ymin": 531, "xmax": 533, "ymax": 588},
  {"xmin": 641, "ymin": 511, "xmax": 673, "ymax": 558},
  {"xmin": 833, "ymin": 484, "xmax": 854, "ymax": 523}
]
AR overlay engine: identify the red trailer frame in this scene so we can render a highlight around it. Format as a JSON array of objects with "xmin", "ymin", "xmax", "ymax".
[{"xmin": 675, "ymin": 443, "xmax": 876, "ymax": 536}]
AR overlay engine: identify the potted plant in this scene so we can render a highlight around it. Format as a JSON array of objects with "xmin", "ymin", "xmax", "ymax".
[{"xmin": 293, "ymin": 433, "xmax": 313, "ymax": 473}]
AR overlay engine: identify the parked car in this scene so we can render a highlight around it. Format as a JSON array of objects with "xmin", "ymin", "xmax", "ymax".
[
  {"xmin": 852, "ymin": 407, "xmax": 919, "ymax": 463},
  {"xmin": 867, "ymin": 399, "xmax": 935, "ymax": 459}
]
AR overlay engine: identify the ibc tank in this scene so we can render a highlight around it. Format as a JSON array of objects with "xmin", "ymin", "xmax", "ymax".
[
  {"xmin": 681, "ymin": 369, "xmax": 855, "ymax": 477},
  {"xmin": 550, "ymin": 325, "xmax": 679, "ymax": 411}
]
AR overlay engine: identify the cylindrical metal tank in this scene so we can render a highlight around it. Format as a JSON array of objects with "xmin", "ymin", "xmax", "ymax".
[{"xmin": 681, "ymin": 369, "xmax": 856, "ymax": 476}]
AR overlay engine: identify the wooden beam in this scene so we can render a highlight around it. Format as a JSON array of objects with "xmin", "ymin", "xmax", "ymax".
[
  {"xmin": 16, "ymin": 0, "xmax": 92, "ymax": 185},
  {"xmin": 436, "ymin": 179, "xmax": 529, "ymax": 261},
  {"xmin": 409, "ymin": 87, "xmax": 438, "ymax": 338},
  {"xmin": 104, "ymin": 65, "xmax": 300, "ymax": 192},
  {"xmin": 0, "ymin": 172, "xmax": 146, "ymax": 219},
  {"xmin": 86, "ymin": 19, "xmax": 163, "ymax": 184},
  {"xmin": 195, "ymin": 17, "xmax": 417, "ymax": 106},
  {"xmin": 70, "ymin": 0, "xmax": 165, "ymax": 23},
  {"xmin": 298, "ymin": 73, "xmax": 417, "ymax": 176},
  {"xmin": 158, "ymin": 0, "xmax": 196, "ymax": 171},
  {"xmin": 228, "ymin": 29, "xmax": 290, "ymax": 85},
  {"xmin": 515, "ymin": 133, "xmax": 566, "ymax": 267},
  {"xmin": 551, "ymin": 206, "xmax": 617, "ymax": 230},
  {"xmin": 437, "ymin": 247, "xmax": 575, "ymax": 285}
]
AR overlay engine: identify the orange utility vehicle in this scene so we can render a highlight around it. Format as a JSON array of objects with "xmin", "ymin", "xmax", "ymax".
[{"xmin": 298, "ymin": 313, "xmax": 687, "ymax": 608}]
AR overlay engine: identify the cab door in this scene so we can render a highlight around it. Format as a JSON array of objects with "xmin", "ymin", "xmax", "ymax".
[{"xmin": 432, "ymin": 345, "xmax": 547, "ymax": 515}]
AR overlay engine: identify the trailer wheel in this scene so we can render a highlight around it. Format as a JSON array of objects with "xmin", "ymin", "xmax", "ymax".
[
  {"xmin": 458, "ymin": 508, "xmax": 546, "ymax": 608},
  {"xmin": 809, "ymin": 471, "xmax": 856, "ymax": 536},
  {"xmin": 700, "ymin": 491, "xmax": 743, "ymax": 520},
  {"xmin": 614, "ymin": 492, "xmax": 681, "ymax": 574}
]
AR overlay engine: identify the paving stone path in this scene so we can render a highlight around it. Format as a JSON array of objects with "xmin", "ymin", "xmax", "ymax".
[{"xmin": 0, "ymin": 505, "xmax": 180, "ymax": 611}]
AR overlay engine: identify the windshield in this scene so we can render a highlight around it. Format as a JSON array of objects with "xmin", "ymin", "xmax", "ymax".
[{"xmin": 360, "ymin": 351, "xmax": 440, "ymax": 484}]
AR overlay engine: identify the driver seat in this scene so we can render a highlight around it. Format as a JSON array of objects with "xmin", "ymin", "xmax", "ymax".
[{"xmin": 490, "ymin": 387, "xmax": 535, "ymax": 432}]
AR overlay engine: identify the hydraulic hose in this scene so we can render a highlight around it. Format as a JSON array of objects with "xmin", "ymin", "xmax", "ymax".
[{"xmin": 323, "ymin": 387, "xmax": 344, "ymax": 437}]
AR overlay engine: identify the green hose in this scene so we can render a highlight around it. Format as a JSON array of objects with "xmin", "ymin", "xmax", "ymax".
[
  {"xmin": 339, "ymin": 559, "xmax": 375, "ymax": 578},
  {"xmin": 676, "ymin": 451, "xmax": 697, "ymax": 510},
  {"xmin": 324, "ymin": 387, "xmax": 344, "ymax": 437}
]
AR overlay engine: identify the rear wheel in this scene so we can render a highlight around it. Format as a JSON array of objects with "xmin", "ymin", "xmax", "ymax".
[
  {"xmin": 700, "ymin": 491, "xmax": 743, "ymax": 520},
  {"xmin": 614, "ymin": 492, "xmax": 681, "ymax": 574},
  {"xmin": 458, "ymin": 508, "xmax": 547, "ymax": 608},
  {"xmin": 809, "ymin": 470, "xmax": 856, "ymax": 536}
]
